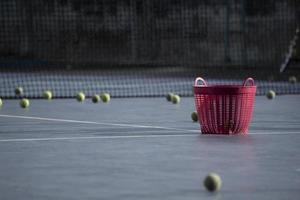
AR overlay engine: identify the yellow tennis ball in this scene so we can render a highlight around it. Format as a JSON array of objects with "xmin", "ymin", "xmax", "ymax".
[
  {"xmin": 171, "ymin": 94, "xmax": 180, "ymax": 104},
  {"xmin": 266, "ymin": 90, "xmax": 276, "ymax": 100},
  {"xmin": 204, "ymin": 173, "xmax": 222, "ymax": 192},
  {"xmin": 191, "ymin": 111, "xmax": 198, "ymax": 122},
  {"xmin": 76, "ymin": 92, "xmax": 85, "ymax": 102},
  {"xmin": 43, "ymin": 90, "xmax": 52, "ymax": 100},
  {"xmin": 92, "ymin": 94, "xmax": 100, "ymax": 103},
  {"xmin": 15, "ymin": 87, "xmax": 23, "ymax": 96},
  {"xmin": 288, "ymin": 76, "xmax": 297, "ymax": 84},
  {"xmin": 100, "ymin": 93, "xmax": 110, "ymax": 103},
  {"xmin": 166, "ymin": 93, "xmax": 174, "ymax": 101},
  {"xmin": 20, "ymin": 98, "xmax": 30, "ymax": 108},
  {"xmin": 0, "ymin": 98, "xmax": 3, "ymax": 107}
]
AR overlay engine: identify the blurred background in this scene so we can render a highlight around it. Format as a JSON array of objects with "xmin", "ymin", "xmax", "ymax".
[{"xmin": 0, "ymin": 0, "xmax": 299, "ymax": 98}]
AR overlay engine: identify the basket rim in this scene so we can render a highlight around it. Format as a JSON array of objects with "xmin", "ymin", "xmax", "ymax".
[
  {"xmin": 194, "ymin": 85, "xmax": 256, "ymax": 89},
  {"xmin": 194, "ymin": 85, "xmax": 257, "ymax": 94}
]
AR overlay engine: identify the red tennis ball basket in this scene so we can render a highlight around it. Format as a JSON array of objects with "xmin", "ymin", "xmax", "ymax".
[{"xmin": 194, "ymin": 77, "xmax": 256, "ymax": 135}]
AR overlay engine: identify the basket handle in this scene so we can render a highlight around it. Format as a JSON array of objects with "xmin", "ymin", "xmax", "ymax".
[
  {"xmin": 243, "ymin": 77, "xmax": 255, "ymax": 86},
  {"xmin": 194, "ymin": 77, "xmax": 207, "ymax": 86}
]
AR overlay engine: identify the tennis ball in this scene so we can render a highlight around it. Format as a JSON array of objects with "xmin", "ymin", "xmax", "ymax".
[
  {"xmin": 43, "ymin": 90, "xmax": 52, "ymax": 100},
  {"xmin": 0, "ymin": 98, "xmax": 2, "ymax": 107},
  {"xmin": 204, "ymin": 173, "xmax": 222, "ymax": 192},
  {"xmin": 76, "ymin": 92, "xmax": 85, "ymax": 102},
  {"xmin": 100, "ymin": 93, "xmax": 110, "ymax": 103},
  {"xmin": 15, "ymin": 87, "xmax": 23, "ymax": 96},
  {"xmin": 224, "ymin": 120, "xmax": 234, "ymax": 132},
  {"xmin": 191, "ymin": 111, "xmax": 198, "ymax": 122},
  {"xmin": 92, "ymin": 94, "xmax": 100, "ymax": 103},
  {"xmin": 166, "ymin": 93, "xmax": 174, "ymax": 101},
  {"xmin": 266, "ymin": 90, "xmax": 276, "ymax": 100},
  {"xmin": 288, "ymin": 76, "xmax": 297, "ymax": 84},
  {"xmin": 171, "ymin": 94, "xmax": 180, "ymax": 104},
  {"xmin": 20, "ymin": 98, "xmax": 30, "ymax": 108}
]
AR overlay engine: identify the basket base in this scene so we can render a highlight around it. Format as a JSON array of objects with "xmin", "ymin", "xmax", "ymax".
[{"xmin": 201, "ymin": 131, "xmax": 248, "ymax": 135}]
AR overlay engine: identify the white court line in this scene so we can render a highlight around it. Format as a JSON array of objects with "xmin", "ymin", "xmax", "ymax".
[
  {"xmin": 0, "ymin": 131, "xmax": 299, "ymax": 143},
  {"xmin": 0, "ymin": 134, "xmax": 198, "ymax": 142},
  {"xmin": 0, "ymin": 114, "xmax": 299, "ymax": 143},
  {"xmin": 250, "ymin": 131, "xmax": 300, "ymax": 135},
  {"xmin": 0, "ymin": 114, "xmax": 199, "ymax": 133}
]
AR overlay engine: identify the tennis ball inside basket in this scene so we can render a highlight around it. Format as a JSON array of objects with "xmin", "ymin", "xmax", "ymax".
[
  {"xmin": 100, "ymin": 93, "xmax": 110, "ymax": 103},
  {"xmin": 20, "ymin": 98, "xmax": 30, "ymax": 108},
  {"xmin": 204, "ymin": 173, "xmax": 222, "ymax": 192},
  {"xmin": 266, "ymin": 90, "xmax": 276, "ymax": 100},
  {"xmin": 15, "ymin": 87, "xmax": 23, "ymax": 96},
  {"xmin": 166, "ymin": 93, "xmax": 174, "ymax": 101},
  {"xmin": 92, "ymin": 94, "xmax": 100, "ymax": 103},
  {"xmin": 191, "ymin": 111, "xmax": 198, "ymax": 122},
  {"xmin": 43, "ymin": 90, "xmax": 52, "ymax": 100},
  {"xmin": 171, "ymin": 94, "xmax": 180, "ymax": 104},
  {"xmin": 76, "ymin": 92, "xmax": 85, "ymax": 102},
  {"xmin": 0, "ymin": 98, "xmax": 2, "ymax": 107},
  {"xmin": 288, "ymin": 76, "xmax": 297, "ymax": 84}
]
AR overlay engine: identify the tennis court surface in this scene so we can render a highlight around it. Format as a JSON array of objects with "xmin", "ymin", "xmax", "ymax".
[
  {"xmin": 1, "ymin": 0, "xmax": 300, "ymax": 199},
  {"xmin": 0, "ymin": 96, "xmax": 299, "ymax": 200}
]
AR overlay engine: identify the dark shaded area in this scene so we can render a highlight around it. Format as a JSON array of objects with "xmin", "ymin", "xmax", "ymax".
[
  {"xmin": 0, "ymin": 0, "xmax": 298, "ymax": 66},
  {"xmin": 0, "ymin": 0, "xmax": 299, "ymax": 98},
  {"xmin": 245, "ymin": 0, "xmax": 275, "ymax": 16}
]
